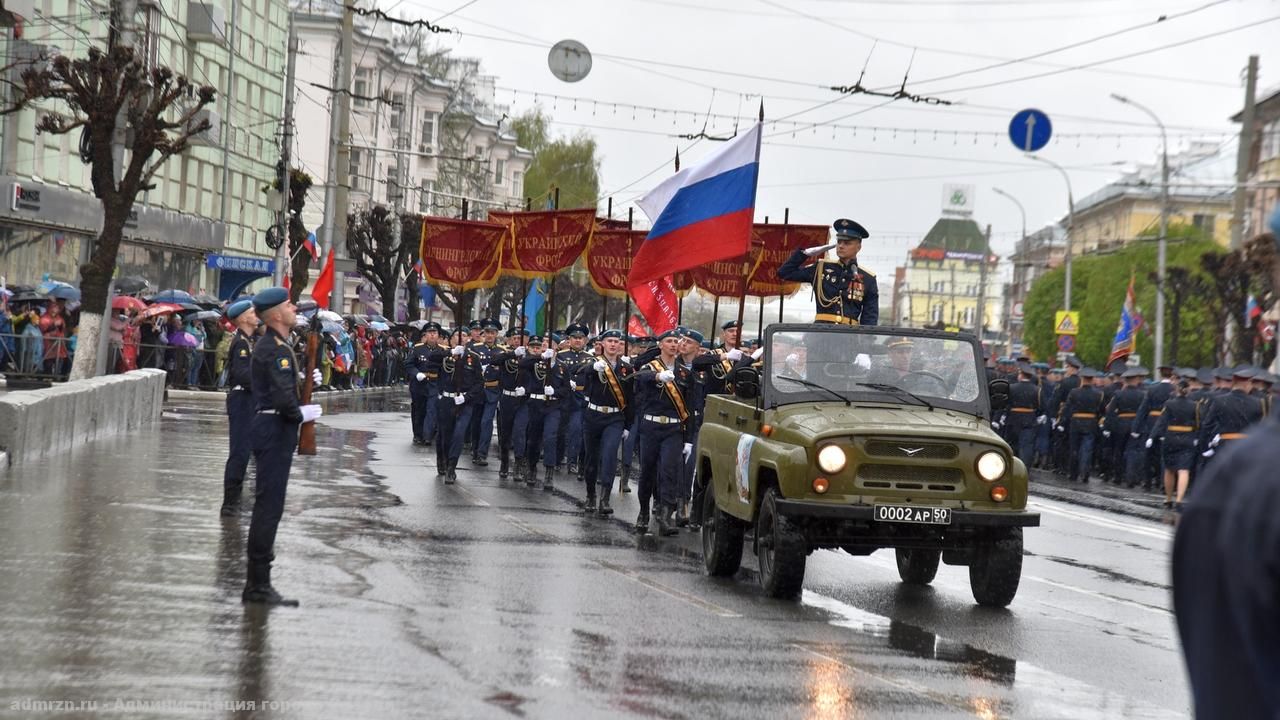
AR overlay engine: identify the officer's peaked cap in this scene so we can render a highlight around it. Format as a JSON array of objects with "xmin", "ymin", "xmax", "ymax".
[
  {"xmin": 833, "ymin": 218, "xmax": 869, "ymax": 241},
  {"xmin": 721, "ymin": 320, "xmax": 742, "ymax": 330},
  {"xmin": 1065, "ymin": 356, "xmax": 1083, "ymax": 369},
  {"xmin": 566, "ymin": 323, "xmax": 589, "ymax": 337},
  {"xmin": 482, "ymin": 318, "xmax": 502, "ymax": 331}
]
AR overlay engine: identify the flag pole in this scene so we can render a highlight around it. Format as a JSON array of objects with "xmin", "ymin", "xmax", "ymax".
[
  {"xmin": 736, "ymin": 215, "xmax": 760, "ymax": 347},
  {"xmin": 778, "ymin": 208, "xmax": 788, "ymax": 328},
  {"xmin": 548, "ymin": 187, "xmax": 560, "ymax": 334},
  {"xmin": 625, "ymin": 207, "xmax": 633, "ymax": 331}
]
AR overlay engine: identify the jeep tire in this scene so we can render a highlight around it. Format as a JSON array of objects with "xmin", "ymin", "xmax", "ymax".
[
  {"xmin": 895, "ymin": 548, "xmax": 941, "ymax": 585},
  {"xmin": 968, "ymin": 528, "xmax": 1023, "ymax": 607},
  {"xmin": 757, "ymin": 487, "xmax": 807, "ymax": 599},
  {"xmin": 702, "ymin": 483, "xmax": 744, "ymax": 577}
]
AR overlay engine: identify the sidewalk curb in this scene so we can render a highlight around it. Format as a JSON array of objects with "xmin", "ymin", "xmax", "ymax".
[
  {"xmin": 1029, "ymin": 470, "xmax": 1170, "ymax": 524},
  {"xmin": 164, "ymin": 385, "xmax": 407, "ymax": 404}
]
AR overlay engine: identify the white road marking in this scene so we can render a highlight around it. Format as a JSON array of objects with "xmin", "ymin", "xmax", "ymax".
[
  {"xmin": 1031, "ymin": 499, "xmax": 1174, "ymax": 542},
  {"xmin": 449, "ymin": 484, "xmax": 491, "ymax": 508},
  {"xmin": 595, "ymin": 560, "xmax": 743, "ymax": 618}
]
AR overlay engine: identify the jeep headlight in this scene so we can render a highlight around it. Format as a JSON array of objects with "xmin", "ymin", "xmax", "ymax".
[
  {"xmin": 816, "ymin": 445, "xmax": 847, "ymax": 474},
  {"xmin": 976, "ymin": 451, "xmax": 1007, "ymax": 481}
]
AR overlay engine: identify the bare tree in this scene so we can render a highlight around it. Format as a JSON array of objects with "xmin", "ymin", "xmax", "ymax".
[
  {"xmin": 263, "ymin": 164, "xmax": 315, "ymax": 302},
  {"xmin": 4, "ymin": 45, "xmax": 214, "ymax": 378},
  {"xmin": 347, "ymin": 205, "xmax": 415, "ymax": 317}
]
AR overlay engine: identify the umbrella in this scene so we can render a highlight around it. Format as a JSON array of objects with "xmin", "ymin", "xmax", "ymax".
[
  {"xmin": 295, "ymin": 299, "xmax": 318, "ymax": 314},
  {"xmin": 344, "ymin": 314, "xmax": 370, "ymax": 327},
  {"xmin": 178, "ymin": 302, "xmax": 202, "ymax": 311},
  {"xmin": 115, "ymin": 275, "xmax": 150, "ymax": 294},
  {"xmin": 135, "ymin": 303, "xmax": 182, "ymax": 322},
  {"xmin": 408, "ymin": 320, "xmax": 428, "ymax": 329},
  {"xmin": 321, "ymin": 321, "xmax": 345, "ymax": 335},
  {"xmin": 11, "ymin": 292, "xmax": 44, "ymax": 303},
  {"xmin": 316, "ymin": 310, "xmax": 344, "ymax": 323},
  {"xmin": 191, "ymin": 291, "xmax": 220, "ymax": 307},
  {"xmin": 47, "ymin": 285, "xmax": 80, "ymax": 301},
  {"xmin": 112, "ymin": 296, "xmax": 148, "ymax": 312},
  {"xmin": 370, "ymin": 321, "xmax": 390, "ymax": 331},
  {"xmin": 192, "ymin": 310, "xmax": 221, "ymax": 321},
  {"xmin": 148, "ymin": 289, "xmax": 196, "ymax": 304},
  {"xmin": 168, "ymin": 331, "xmax": 200, "ymax": 348},
  {"xmin": 368, "ymin": 314, "xmax": 388, "ymax": 324}
]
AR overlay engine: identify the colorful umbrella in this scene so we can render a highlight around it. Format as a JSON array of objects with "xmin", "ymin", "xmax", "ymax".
[
  {"xmin": 112, "ymin": 296, "xmax": 148, "ymax": 312},
  {"xmin": 135, "ymin": 303, "xmax": 183, "ymax": 322},
  {"xmin": 47, "ymin": 285, "xmax": 81, "ymax": 301},
  {"xmin": 148, "ymin": 289, "xmax": 196, "ymax": 305},
  {"xmin": 316, "ymin": 310, "xmax": 344, "ymax": 323}
]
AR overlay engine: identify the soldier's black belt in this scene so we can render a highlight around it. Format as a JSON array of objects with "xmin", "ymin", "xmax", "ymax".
[
  {"xmin": 587, "ymin": 402, "xmax": 621, "ymax": 414},
  {"xmin": 642, "ymin": 414, "xmax": 681, "ymax": 425},
  {"xmin": 813, "ymin": 313, "xmax": 859, "ymax": 326}
]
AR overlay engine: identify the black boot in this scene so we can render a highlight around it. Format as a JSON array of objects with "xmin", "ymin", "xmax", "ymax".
[
  {"xmin": 526, "ymin": 460, "xmax": 539, "ymax": 488},
  {"xmin": 583, "ymin": 490, "xmax": 597, "ymax": 512},
  {"xmin": 220, "ymin": 485, "xmax": 240, "ymax": 517},
  {"xmin": 568, "ymin": 461, "xmax": 579, "ymax": 476},
  {"xmin": 598, "ymin": 484, "xmax": 613, "ymax": 516},
  {"xmin": 445, "ymin": 459, "xmax": 457, "ymax": 485},
  {"xmin": 675, "ymin": 499, "xmax": 689, "ymax": 528},
  {"xmin": 498, "ymin": 451, "xmax": 510, "ymax": 479},
  {"xmin": 619, "ymin": 465, "xmax": 632, "ymax": 494},
  {"xmin": 635, "ymin": 508, "xmax": 650, "ymax": 533},
  {"xmin": 242, "ymin": 563, "xmax": 299, "ymax": 607},
  {"xmin": 543, "ymin": 465, "xmax": 555, "ymax": 491},
  {"xmin": 655, "ymin": 504, "xmax": 677, "ymax": 536},
  {"xmin": 473, "ymin": 453, "xmax": 488, "ymax": 467}
]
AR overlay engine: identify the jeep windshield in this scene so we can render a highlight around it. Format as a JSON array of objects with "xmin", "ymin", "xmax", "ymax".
[{"xmin": 763, "ymin": 325, "xmax": 988, "ymax": 417}]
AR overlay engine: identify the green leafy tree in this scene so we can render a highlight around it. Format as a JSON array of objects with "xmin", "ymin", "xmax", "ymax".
[{"xmin": 510, "ymin": 108, "xmax": 601, "ymax": 210}]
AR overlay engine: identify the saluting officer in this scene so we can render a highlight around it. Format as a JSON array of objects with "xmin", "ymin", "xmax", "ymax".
[
  {"xmin": 470, "ymin": 318, "xmax": 505, "ymax": 467},
  {"xmin": 243, "ymin": 287, "xmax": 322, "ymax": 607},
  {"xmin": 494, "ymin": 328, "xmax": 529, "ymax": 481},
  {"xmin": 776, "ymin": 218, "xmax": 879, "ymax": 326},
  {"xmin": 405, "ymin": 322, "xmax": 443, "ymax": 446},
  {"xmin": 1104, "ymin": 367, "xmax": 1148, "ymax": 487},
  {"xmin": 633, "ymin": 330, "xmax": 694, "ymax": 536},
  {"xmin": 576, "ymin": 329, "xmax": 635, "ymax": 515},
  {"xmin": 1004, "ymin": 363, "xmax": 1043, "ymax": 467},
  {"xmin": 435, "ymin": 329, "xmax": 484, "ymax": 484},
  {"xmin": 557, "ymin": 323, "xmax": 592, "ymax": 477},
  {"xmin": 221, "ymin": 298, "xmax": 258, "ymax": 517},
  {"xmin": 1058, "ymin": 367, "xmax": 1105, "ymax": 484}
]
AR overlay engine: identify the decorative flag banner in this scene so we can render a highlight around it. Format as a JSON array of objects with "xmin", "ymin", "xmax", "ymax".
[
  {"xmin": 418, "ymin": 217, "xmax": 506, "ymax": 291},
  {"xmin": 1107, "ymin": 272, "xmax": 1145, "ymax": 367},
  {"xmin": 585, "ymin": 229, "xmax": 646, "ymax": 299},
  {"xmin": 523, "ymin": 278, "xmax": 548, "ymax": 334},
  {"xmin": 304, "ymin": 232, "xmax": 320, "ymax": 261},
  {"xmin": 488, "ymin": 209, "xmax": 597, "ymax": 278},
  {"xmin": 627, "ymin": 314, "xmax": 648, "ymax": 338},
  {"xmin": 688, "ymin": 244, "xmax": 765, "ymax": 299},
  {"xmin": 746, "ymin": 224, "xmax": 830, "ymax": 297},
  {"xmin": 311, "ymin": 249, "xmax": 336, "ymax": 309},
  {"xmin": 632, "ymin": 276, "xmax": 680, "ymax": 335}
]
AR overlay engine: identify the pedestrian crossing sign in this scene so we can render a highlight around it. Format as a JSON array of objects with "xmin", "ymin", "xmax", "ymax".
[{"xmin": 1054, "ymin": 311, "xmax": 1080, "ymax": 336}]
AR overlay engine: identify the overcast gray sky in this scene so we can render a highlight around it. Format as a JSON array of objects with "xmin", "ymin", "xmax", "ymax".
[{"xmin": 391, "ymin": 0, "xmax": 1266, "ymax": 276}]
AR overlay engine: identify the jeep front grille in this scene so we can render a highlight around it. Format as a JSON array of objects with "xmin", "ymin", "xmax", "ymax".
[
  {"xmin": 864, "ymin": 440, "xmax": 959, "ymax": 460},
  {"xmin": 856, "ymin": 464, "xmax": 964, "ymax": 492}
]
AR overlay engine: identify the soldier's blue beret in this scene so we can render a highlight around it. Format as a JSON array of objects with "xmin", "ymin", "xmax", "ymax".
[
  {"xmin": 1032, "ymin": 362, "xmax": 1049, "ymax": 370},
  {"xmin": 680, "ymin": 328, "xmax": 704, "ymax": 344},
  {"xmin": 226, "ymin": 299, "xmax": 253, "ymax": 320},
  {"xmin": 997, "ymin": 356, "xmax": 1011, "ymax": 364},
  {"xmin": 833, "ymin": 218, "xmax": 869, "ymax": 240},
  {"xmin": 599, "ymin": 329, "xmax": 624, "ymax": 340},
  {"xmin": 701, "ymin": 340, "xmax": 713, "ymax": 349},
  {"xmin": 482, "ymin": 318, "xmax": 502, "ymax": 331},
  {"xmin": 251, "ymin": 287, "xmax": 289, "ymax": 314},
  {"xmin": 565, "ymin": 323, "xmax": 589, "ymax": 337}
]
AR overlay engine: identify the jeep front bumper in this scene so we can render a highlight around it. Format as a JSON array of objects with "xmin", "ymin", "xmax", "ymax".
[{"xmin": 774, "ymin": 499, "xmax": 1040, "ymax": 527}]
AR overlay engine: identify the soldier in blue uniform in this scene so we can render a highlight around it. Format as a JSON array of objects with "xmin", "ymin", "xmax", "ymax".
[
  {"xmin": 242, "ymin": 287, "xmax": 322, "ymax": 606},
  {"xmin": 1199, "ymin": 366, "xmax": 1265, "ymax": 467},
  {"xmin": 404, "ymin": 321, "xmax": 443, "ymax": 446},
  {"xmin": 633, "ymin": 330, "xmax": 695, "ymax": 536},
  {"xmin": 557, "ymin": 323, "xmax": 592, "ymax": 478},
  {"xmin": 776, "ymin": 218, "xmax": 878, "ymax": 326},
  {"xmin": 1049, "ymin": 357, "xmax": 1082, "ymax": 473},
  {"xmin": 1034, "ymin": 364, "xmax": 1057, "ymax": 468},
  {"xmin": 435, "ymin": 329, "xmax": 484, "ymax": 484},
  {"xmin": 1058, "ymin": 367, "xmax": 1104, "ymax": 483},
  {"xmin": 470, "ymin": 319, "xmax": 505, "ymax": 467},
  {"xmin": 519, "ymin": 335, "xmax": 570, "ymax": 490},
  {"xmin": 1103, "ymin": 366, "xmax": 1148, "ymax": 487},
  {"xmin": 576, "ymin": 329, "xmax": 635, "ymax": 515},
  {"xmin": 494, "ymin": 328, "xmax": 529, "ymax": 481},
  {"xmin": 1003, "ymin": 363, "xmax": 1043, "ymax": 467},
  {"xmin": 221, "ymin": 299, "xmax": 258, "ymax": 517}
]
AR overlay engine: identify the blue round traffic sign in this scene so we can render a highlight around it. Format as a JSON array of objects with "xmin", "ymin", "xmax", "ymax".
[
  {"xmin": 1009, "ymin": 109, "xmax": 1052, "ymax": 153},
  {"xmin": 1056, "ymin": 334, "xmax": 1075, "ymax": 353}
]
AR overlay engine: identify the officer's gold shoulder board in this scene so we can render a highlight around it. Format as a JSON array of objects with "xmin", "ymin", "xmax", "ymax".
[{"xmin": 861, "ymin": 267, "xmax": 876, "ymax": 278}]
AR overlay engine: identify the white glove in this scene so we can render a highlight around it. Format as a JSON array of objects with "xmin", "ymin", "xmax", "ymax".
[
  {"xmin": 541, "ymin": 348, "xmax": 555, "ymax": 360},
  {"xmin": 1037, "ymin": 415, "xmax": 1046, "ymax": 425},
  {"xmin": 1202, "ymin": 448, "xmax": 1215, "ymax": 458},
  {"xmin": 991, "ymin": 421, "xmax": 1001, "ymax": 430},
  {"xmin": 300, "ymin": 404, "xmax": 322, "ymax": 423},
  {"xmin": 1145, "ymin": 438, "xmax": 1154, "ymax": 449},
  {"xmin": 416, "ymin": 372, "xmax": 426, "ymax": 381},
  {"xmin": 453, "ymin": 395, "xmax": 465, "ymax": 406},
  {"xmin": 515, "ymin": 346, "xmax": 527, "ymax": 357},
  {"xmin": 682, "ymin": 442, "xmax": 693, "ymax": 461},
  {"xmin": 515, "ymin": 387, "xmax": 526, "ymax": 397},
  {"xmin": 803, "ymin": 242, "xmax": 835, "ymax": 257},
  {"xmin": 1056, "ymin": 425, "xmax": 1066, "ymax": 433},
  {"xmin": 726, "ymin": 348, "xmax": 743, "ymax": 361},
  {"xmin": 656, "ymin": 369, "xmax": 675, "ymax": 383},
  {"xmin": 751, "ymin": 347, "xmax": 764, "ymax": 361},
  {"xmin": 854, "ymin": 353, "xmax": 871, "ymax": 370},
  {"xmin": 312, "ymin": 368, "xmax": 322, "ymax": 386},
  {"xmin": 593, "ymin": 359, "xmax": 607, "ymax": 372},
  {"xmin": 544, "ymin": 385, "xmax": 555, "ymax": 397},
  {"xmin": 587, "ymin": 347, "xmax": 597, "ymax": 356},
  {"xmin": 785, "ymin": 353, "xmax": 799, "ymax": 366},
  {"xmin": 621, "ymin": 355, "xmax": 631, "ymax": 363},
  {"xmin": 1210, "ymin": 433, "xmax": 1221, "ymax": 448},
  {"xmin": 622, "ymin": 429, "xmax": 629, "ymax": 440},
  {"xmin": 1130, "ymin": 432, "xmax": 1139, "ymax": 439},
  {"xmin": 450, "ymin": 345, "xmax": 464, "ymax": 356},
  {"xmin": 1102, "ymin": 430, "xmax": 1111, "ymax": 438}
]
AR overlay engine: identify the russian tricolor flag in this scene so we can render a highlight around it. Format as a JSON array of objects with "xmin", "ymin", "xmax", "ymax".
[
  {"xmin": 304, "ymin": 232, "xmax": 320, "ymax": 261},
  {"xmin": 627, "ymin": 124, "xmax": 761, "ymax": 332}
]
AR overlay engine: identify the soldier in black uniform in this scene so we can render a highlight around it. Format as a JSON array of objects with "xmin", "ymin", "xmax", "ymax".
[
  {"xmin": 1148, "ymin": 380, "xmax": 1204, "ymax": 510},
  {"xmin": 1103, "ymin": 367, "xmax": 1148, "ymax": 487},
  {"xmin": 470, "ymin": 319, "xmax": 504, "ymax": 467},
  {"xmin": 435, "ymin": 329, "xmax": 484, "ymax": 484},
  {"xmin": 1034, "ymin": 365, "xmax": 1058, "ymax": 468},
  {"xmin": 776, "ymin": 218, "xmax": 878, "ymax": 326},
  {"xmin": 1004, "ymin": 364, "xmax": 1043, "ymax": 467},
  {"xmin": 1200, "ymin": 366, "xmax": 1265, "ymax": 467},
  {"xmin": 557, "ymin": 323, "xmax": 592, "ymax": 477},
  {"xmin": 576, "ymin": 329, "xmax": 635, "ymax": 515},
  {"xmin": 1058, "ymin": 367, "xmax": 1104, "ymax": 483},
  {"xmin": 1050, "ymin": 357, "xmax": 1082, "ymax": 473},
  {"xmin": 633, "ymin": 330, "xmax": 694, "ymax": 536},
  {"xmin": 404, "ymin": 322, "xmax": 443, "ymax": 446},
  {"xmin": 242, "ymin": 287, "xmax": 322, "ymax": 606},
  {"xmin": 220, "ymin": 299, "xmax": 258, "ymax": 517},
  {"xmin": 494, "ymin": 328, "xmax": 529, "ymax": 481},
  {"xmin": 521, "ymin": 335, "xmax": 571, "ymax": 490},
  {"xmin": 1135, "ymin": 369, "xmax": 1175, "ymax": 489}
]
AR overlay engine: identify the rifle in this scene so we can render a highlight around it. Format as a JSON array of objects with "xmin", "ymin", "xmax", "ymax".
[{"xmin": 297, "ymin": 314, "xmax": 321, "ymax": 455}]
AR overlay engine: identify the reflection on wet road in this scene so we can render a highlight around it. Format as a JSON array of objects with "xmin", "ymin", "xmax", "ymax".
[{"xmin": 0, "ymin": 399, "xmax": 1189, "ymax": 718}]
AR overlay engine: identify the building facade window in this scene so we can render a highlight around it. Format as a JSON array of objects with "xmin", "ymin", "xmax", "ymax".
[
  {"xmin": 420, "ymin": 114, "xmax": 436, "ymax": 151},
  {"xmin": 353, "ymin": 68, "xmax": 371, "ymax": 108},
  {"xmin": 390, "ymin": 93, "xmax": 404, "ymax": 130},
  {"xmin": 493, "ymin": 158, "xmax": 505, "ymax": 186},
  {"xmin": 931, "ymin": 303, "xmax": 944, "ymax": 324},
  {"xmin": 511, "ymin": 171, "xmax": 522, "ymax": 199},
  {"xmin": 349, "ymin": 149, "xmax": 364, "ymax": 191}
]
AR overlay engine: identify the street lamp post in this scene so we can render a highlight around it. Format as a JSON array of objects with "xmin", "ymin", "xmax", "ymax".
[
  {"xmin": 1027, "ymin": 155, "xmax": 1075, "ymax": 312},
  {"xmin": 1112, "ymin": 93, "xmax": 1168, "ymax": 370},
  {"xmin": 993, "ymin": 187, "xmax": 1026, "ymax": 356}
]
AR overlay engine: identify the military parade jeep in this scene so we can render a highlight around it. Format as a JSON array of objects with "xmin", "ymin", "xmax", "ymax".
[{"xmin": 696, "ymin": 324, "xmax": 1039, "ymax": 607}]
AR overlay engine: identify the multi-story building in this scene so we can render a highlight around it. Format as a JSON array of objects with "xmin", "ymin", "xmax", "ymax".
[
  {"xmin": 0, "ymin": 1, "xmax": 288, "ymax": 298},
  {"xmin": 1002, "ymin": 224, "xmax": 1065, "ymax": 355},
  {"xmin": 1233, "ymin": 85, "xmax": 1280, "ymax": 242},
  {"xmin": 892, "ymin": 217, "xmax": 1001, "ymax": 336},
  {"xmin": 1070, "ymin": 142, "xmax": 1233, "ymax": 254}
]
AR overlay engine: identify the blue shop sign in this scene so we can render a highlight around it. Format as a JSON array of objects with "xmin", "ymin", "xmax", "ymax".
[{"xmin": 206, "ymin": 254, "xmax": 274, "ymax": 274}]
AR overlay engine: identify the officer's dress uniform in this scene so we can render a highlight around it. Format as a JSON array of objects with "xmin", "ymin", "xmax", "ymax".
[
  {"xmin": 1035, "ymin": 375, "xmax": 1057, "ymax": 467},
  {"xmin": 470, "ymin": 337, "xmax": 504, "ymax": 466},
  {"xmin": 1004, "ymin": 377, "xmax": 1042, "ymax": 467},
  {"xmin": 634, "ymin": 355, "xmax": 694, "ymax": 535},
  {"xmin": 1050, "ymin": 370, "xmax": 1080, "ymax": 472},
  {"xmin": 435, "ymin": 345, "xmax": 484, "ymax": 483},
  {"xmin": 776, "ymin": 249, "xmax": 879, "ymax": 326},
  {"xmin": 522, "ymin": 350, "xmax": 570, "ymax": 489},
  {"xmin": 245, "ymin": 324, "xmax": 305, "ymax": 605},
  {"xmin": 1149, "ymin": 394, "xmax": 1203, "ymax": 472},
  {"xmin": 1103, "ymin": 381, "xmax": 1147, "ymax": 486},
  {"xmin": 1060, "ymin": 377, "xmax": 1104, "ymax": 483},
  {"xmin": 556, "ymin": 340, "xmax": 590, "ymax": 475},
  {"xmin": 1136, "ymin": 381, "xmax": 1175, "ymax": 485},
  {"xmin": 494, "ymin": 343, "xmax": 529, "ymax": 481},
  {"xmin": 221, "ymin": 325, "xmax": 257, "ymax": 516},
  {"xmin": 575, "ymin": 349, "xmax": 634, "ymax": 514},
  {"xmin": 1201, "ymin": 388, "xmax": 1264, "ymax": 466},
  {"xmin": 404, "ymin": 337, "xmax": 441, "ymax": 445}
]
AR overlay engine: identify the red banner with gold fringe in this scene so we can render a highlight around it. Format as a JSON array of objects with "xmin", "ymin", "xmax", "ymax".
[
  {"xmin": 418, "ymin": 217, "xmax": 506, "ymax": 291},
  {"xmin": 746, "ymin": 224, "xmax": 830, "ymax": 297},
  {"xmin": 585, "ymin": 229, "xmax": 646, "ymax": 299},
  {"xmin": 487, "ymin": 209, "xmax": 597, "ymax": 279}
]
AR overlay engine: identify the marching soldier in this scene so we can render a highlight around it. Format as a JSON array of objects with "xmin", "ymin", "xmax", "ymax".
[
  {"xmin": 221, "ymin": 299, "xmax": 257, "ymax": 517},
  {"xmin": 1135, "ymin": 366, "xmax": 1177, "ymax": 489},
  {"xmin": 1103, "ymin": 367, "xmax": 1148, "ymax": 487},
  {"xmin": 1049, "ymin": 357, "xmax": 1081, "ymax": 474},
  {"xmin": 1004, "ymin": 363, "xmax": 1043, "ymax": 468},
  {"xmin": 495, "ymin": 328, "xmax": 529, "ymax": 481},
  {"xmin": 521, "ymin": 335, "xmax": 570, "ymax": 491},
  {"xmin": 470, "ymin": 319, "xmax": 505, "ymax": 467},
  {"xmin": 633, "ymin": 330, "xmax": 694, "ymax": 536},
  {"xmin": 576, "ymin": 329, "xmax": 635, "ymax": 515},
  {"xmin": 557, "ymin": 323, "xmax": 592, "ymax": 478},
  {"xmin": 674, "ymin": 328, "xmax": 711, "ymax": 527},
  {"xmin": 1147, "ymin": 380, "xmax": 1203, "ymax": 510},
  {"xmin": 776, "ymin": 218, "xmax": 878, "ymax": 326},
  {"xmin": 435, "ymin": 329, "xmax": 484, "ymax": 484},
  {"xmin": 243, "ymin": 287, "xmax": 322, "ymax": 606},
  {"xmin": 1058, "ymin": 367, "xmax": 1104, "ymax": 484},
  {"xmin": 1200, "ymin": 367, "xmax": 1265, "ymax": 466},
  {"xmin": 404, "ymin": 322, "xmax": 443, "ymax": 447},
  {"xmin": 1034, "ymin": 364, "xmax": 1058, "ymax": 469}
]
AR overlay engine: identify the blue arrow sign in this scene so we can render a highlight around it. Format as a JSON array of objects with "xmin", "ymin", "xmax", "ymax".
[{"xmin": 1009, "ymin": 108, "xmax": 1052, "ymax": 153}]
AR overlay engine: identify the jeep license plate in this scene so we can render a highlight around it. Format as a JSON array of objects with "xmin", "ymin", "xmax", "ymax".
[{"xmin": 874, "ymin": 504, "xmax": 952, "ymax": 525}]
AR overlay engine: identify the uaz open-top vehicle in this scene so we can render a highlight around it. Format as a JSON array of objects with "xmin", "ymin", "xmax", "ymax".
[{"xmin": 696, "ymin": 324, "xmax": 1039, "ymax": 607}]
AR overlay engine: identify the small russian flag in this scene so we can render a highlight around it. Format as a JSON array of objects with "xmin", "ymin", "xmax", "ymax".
[
  {"xmin": 413, "ymin": 258, "xmax": 423, "ymax": 276},
  {"xmin": 304, "ymin": 232, "xmax": 320, "ymax": 261}
]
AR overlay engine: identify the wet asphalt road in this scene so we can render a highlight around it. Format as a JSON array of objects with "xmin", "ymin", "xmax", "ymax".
[{"xmin": 0, "ymin": 394, "xmax": 1189, "ymax": 718}]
